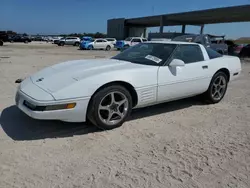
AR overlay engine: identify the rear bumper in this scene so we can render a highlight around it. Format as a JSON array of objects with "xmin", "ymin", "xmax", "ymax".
[
  {"xmin": 16, "ymin": 90, "xmax": 90, "ymax": 122},
  {"xmin": 230, "ymin": 68, "xmax": 241, "ymax": 81}
]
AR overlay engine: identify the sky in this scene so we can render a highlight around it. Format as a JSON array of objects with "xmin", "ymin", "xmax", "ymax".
[{"xmin": 1, "ymin": 0, "xmax": 250, "ymax": 39}]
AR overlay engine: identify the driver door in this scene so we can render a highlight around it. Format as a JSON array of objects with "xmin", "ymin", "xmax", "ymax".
[
  {"xmin": 93, "ymin": 39, "xmax": 103, "ymax": 49},
  {"xmin": 65, "ymin": 37, "xmax": 71, "ymax": 45},
  {"xmin": 157, "ymin": 44, "xmax": 210, "ymax": 102}
]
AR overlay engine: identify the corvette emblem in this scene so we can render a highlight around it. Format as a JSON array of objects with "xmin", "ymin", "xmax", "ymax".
[{"xmin": 36, "ymin": 78, "xmax": 44, "ymax": 82}]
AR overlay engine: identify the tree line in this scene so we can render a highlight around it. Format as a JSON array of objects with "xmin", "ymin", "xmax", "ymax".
[{"xmin": 0, "ymin": 30, "xmax": 107, "ymax": 38}]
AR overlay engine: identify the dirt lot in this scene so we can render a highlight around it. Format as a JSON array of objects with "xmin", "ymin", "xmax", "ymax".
[{"xmin": 0, "ymin": 42, "xmax": 250, "ymax": 188}]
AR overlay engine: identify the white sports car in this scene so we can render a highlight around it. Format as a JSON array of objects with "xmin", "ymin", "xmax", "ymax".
[{"xmin": 15, "ymin": 41, "xmax": 241, "ymax": 129}]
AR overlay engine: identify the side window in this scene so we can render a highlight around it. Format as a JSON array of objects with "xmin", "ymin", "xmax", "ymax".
[
  {"xmin": 142, "ymin": 39, "xmax": 147, "ymax": 42},
  {"xmin": 205, "ymin": 47, "xmax": 222, "ymax": 59},
  {"xmin": 131, "ymin": 39, "xmax": 142, "ymax": 43},
  {"xmin": 96, "ymin": 39, "xmax": 102, "ymax": 42},
  {"xmin": 194, "ymin": 36, "xmax": 204, "ymax": 44},
  {"xmin": 172, "ymin": 45, "xmax": 204, "ymax": 64}
]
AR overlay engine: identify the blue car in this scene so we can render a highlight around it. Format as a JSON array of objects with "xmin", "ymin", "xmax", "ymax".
[{"xmin": 79, "ymin": 36, "xmax": 93, "ymax": 50}]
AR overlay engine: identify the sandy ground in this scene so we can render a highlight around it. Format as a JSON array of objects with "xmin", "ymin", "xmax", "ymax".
[{"xmin": 0, "ymin": 42, "xmax": 250, "ymax": 188}]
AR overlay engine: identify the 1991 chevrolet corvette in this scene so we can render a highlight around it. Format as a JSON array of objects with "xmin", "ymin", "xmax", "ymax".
[{"xmin": 15, "ymin": 41, "xmax": 241, "ymax": 129}]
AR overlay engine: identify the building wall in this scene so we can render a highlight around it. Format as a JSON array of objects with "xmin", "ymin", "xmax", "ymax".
[
  {"xmin": 107, "ymin": 19, "xmax": 147, "ymax": 39},
  {"xmin": 107, "ymin": 18, "xmax": 126, "ymax": 40},
  {"xmin": 128, "ymin": 27, "xmax": 146, "ymax": 38}
]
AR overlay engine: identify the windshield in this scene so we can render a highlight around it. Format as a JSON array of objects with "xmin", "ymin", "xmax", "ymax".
[
  {"xmin": 125, "ymin": 37, "xmax": 132, "ymax": 41},
  {"xmin": 111, "ymin": 43, "xmax": 177, "ymax": 66}
]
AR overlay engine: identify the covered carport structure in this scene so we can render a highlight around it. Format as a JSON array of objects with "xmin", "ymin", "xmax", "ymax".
[{"xmin": 107, "ymin": 5, "xmax": 250, "ymax": 39}]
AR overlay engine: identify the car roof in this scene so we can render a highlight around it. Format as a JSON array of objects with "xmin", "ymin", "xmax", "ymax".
[{"xmin": 146, "ymin": 40, "xmax": 199, "ymax": 45}]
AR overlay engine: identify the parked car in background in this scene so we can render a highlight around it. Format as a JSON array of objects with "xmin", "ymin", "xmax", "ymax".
[
  {"xmin": 32, "ymin": 36, "xmax": 44, "ymax": 41},
  {"xmin": 15, "ymin": 41, "xmax": 241, "ymax": 130},
  {"xmin": 150, "ymin": 38, "xmax": 171, "ymax": 41},
  {"xmin": 115, "ymin": 37, "xmax": 148, "ymax": 50},
  {"xmin": 0, "ymin": 32, "xmax": 9, "ymax": 46},
  {"xmin": 53, "ymin": 37, "xmax": 64, "ymax": 44},
  {"xmin": 173, "ymin": 34, "xmax": 228, "ymax": 55},
  {"xmin": 9, "ymin": 35, "xmax": 32, "ymax": 43},
  {"xmin": 225, "ymin": 40, "xmax": 244, "ymax": 56},
  {"xmin": 239, "ymin": 44, "xmax": 250, "ymax": 58},
  {"xmin": 79, "ymin": 38, "xmax": 112, "ymax": 50},
  {"xmin": 81, "ymin": 36, "xmax": 93, "ymax": 42},
  {"xmin": 105, "ymin": 38, "xmax": 117, "ymax": 45},
  {"xmin": 58, "ymin": 37, "xmax": 81, "ymax": 46}
]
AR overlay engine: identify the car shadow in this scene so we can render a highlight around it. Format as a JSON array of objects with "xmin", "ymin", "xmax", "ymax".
[{"xmin": 0, "ymin": 97, "xmax": 203, "ymax": 141}]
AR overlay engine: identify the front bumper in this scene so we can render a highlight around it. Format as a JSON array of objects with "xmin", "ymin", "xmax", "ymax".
[
  {"xmin": 79, "ymin": 43, "xmax": 90, "ymax": 50},
  {"xmin": 16, "ymin": 90, "xmax": 90, "ymax": 122}
]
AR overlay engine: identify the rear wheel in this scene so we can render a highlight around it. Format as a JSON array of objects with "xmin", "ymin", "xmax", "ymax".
[
  {"xmin": 202, "ymin": 71, "xmax": 228, "ymax": 104},
  {"xmin": 106, "ymin": 45, "xmax": 111, "ymax": 51},
  {"xmin": 87, "ymin": 85, "xmax": 132, "ymax": 130},
  {"xmin": 0, "ymin": 40, "xmax": 3, "ymax": 46}
]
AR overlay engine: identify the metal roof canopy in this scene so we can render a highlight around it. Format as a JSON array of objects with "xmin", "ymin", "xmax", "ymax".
[{"xmin": 125, "ymin": 5, "xmax": 250, "ymax": 27}]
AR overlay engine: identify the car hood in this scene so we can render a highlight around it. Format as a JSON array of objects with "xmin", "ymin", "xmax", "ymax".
[{"xmin": 30, "ymin": 59, "xmax": 140, "ymax": 94}]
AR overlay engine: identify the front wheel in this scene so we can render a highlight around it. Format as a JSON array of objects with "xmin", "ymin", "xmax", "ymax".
[
  {"xmin": 74, "ymin": 42, "xmax": 80, "ymax": 46},
  {"xmin": 87, "ymin": 85, "xmax": 132, "ymax": 130},
  {"xmin": 202, "ymin": 71, "xmax": 228, "ymax": 104},
  {"xmin": 58, "ymin": 42, "xmax": 65, "ymax": 46}
]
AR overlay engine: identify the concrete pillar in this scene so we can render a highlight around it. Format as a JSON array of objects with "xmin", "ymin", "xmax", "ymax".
[
  {"xmin": 182, "ymin": 25, "xmax": 186, "ymax": 34},
  {"xmin": 200, "ymin": 25, "xmax": 204, "ymax": 34},
  {"xmin": 159, "ymin": 16, "xmax": 164, "ymax": 33}
]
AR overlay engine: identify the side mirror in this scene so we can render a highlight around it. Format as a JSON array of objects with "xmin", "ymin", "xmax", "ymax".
[{"xmin": 169, "ymin": 59, "xmax": 185, "ymax": 67}]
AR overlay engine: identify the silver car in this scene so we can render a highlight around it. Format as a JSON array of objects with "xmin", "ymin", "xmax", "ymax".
[{"xmin": 58, "ymin": 37, "xmax": 81, "ymax": 46}]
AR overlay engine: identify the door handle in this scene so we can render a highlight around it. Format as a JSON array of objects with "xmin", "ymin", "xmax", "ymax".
[{"xmin": 202, "ymin": 65, "xmax": 208, "ymax": 69}]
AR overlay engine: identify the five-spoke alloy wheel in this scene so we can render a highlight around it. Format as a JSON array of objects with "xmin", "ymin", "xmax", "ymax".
[
  {"xmin": 203, "ymin": 71, "xmax": 228, "ymax": 104},
  {"xmin": 87, "ymin": 85, "xmax": 132, "ymax": 130}
]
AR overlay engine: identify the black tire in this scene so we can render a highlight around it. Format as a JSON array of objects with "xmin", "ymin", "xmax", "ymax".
[
  {"xmin": 87, "ymin": 85, "xmax": 132, "ymax": 130},
  {"xmin": 123, "ymin": 45, "xmax": 129, "ymax": 49},
  {"xmin": 74, "ymin": 42, "xmax": 80, "ymax": 46},
  {"xmin": 58, "ymin": 42, "xmax": 65, "ymax": 46},
  {"xmin": 106, "ymin": 45, "xmax": 111, "ymax": 51},
  {"xmin": 202, "ymin": 71, "xmax": 228, "ymax": 104},
  {"xmin": 0, "ymin": 40, "xmax": 3, "ymax": 46}
]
